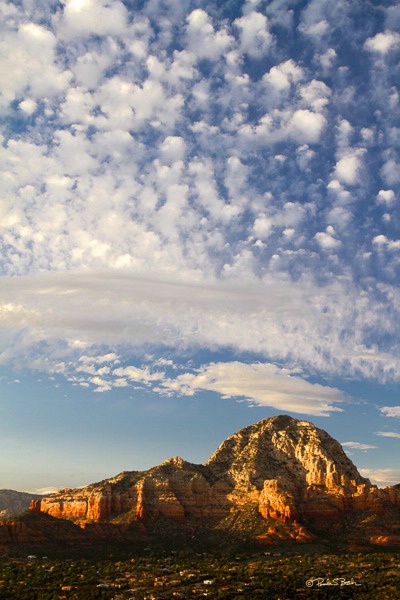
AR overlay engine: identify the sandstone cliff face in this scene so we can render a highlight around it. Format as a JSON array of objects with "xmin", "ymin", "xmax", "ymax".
[
  {"xmin": 29, "ymin": 415, "xmax": 400, "ymax": 545},
  {"xmin": 30, "ymin": 458, "xmax": 231, "ymax": 524}
]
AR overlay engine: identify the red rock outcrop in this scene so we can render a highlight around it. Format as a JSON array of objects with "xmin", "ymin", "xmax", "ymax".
[{"xmin": 27, "ymin": 415, "xmax": 400, "ymax": 547}]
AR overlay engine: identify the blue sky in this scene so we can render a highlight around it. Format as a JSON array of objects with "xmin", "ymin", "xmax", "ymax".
[{"xmin": 1, "ymin": 0, "xmax": 400, "ymax": 492}]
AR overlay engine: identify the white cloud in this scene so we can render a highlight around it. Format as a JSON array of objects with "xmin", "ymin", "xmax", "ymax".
[
  {"xmin": 359, "ymin": 469, "xmax": 400, "ymax": 488},
  {"xmin": 327, "ymin": 207, "xmax": 352, "ymax": 230},
  {"xmin": 319, "ymin": 48, "xmax": 337, "ymax": 72},
  {"xmin": 252, "ymin": 214, "xmax": 273, "ymax": 240},
  {"xmin": 57, "ymin": 0, "xmax": 128, "ymax": 40},
  {"xmin": 186, "ymin": 9, "xmax": 233, "ymax": 60},
  {"xmin": 262, "ymin": 59, "xmax": 304, "ymax": 103},
  {"xmin": 159, "ymin": 361, "xmax": 344, "ymax": 416},
  {"xmin": 364, "ymin": 31, "xmax": 400, "ymax": 55},
  {"xmin": 167, "ymin": 50, "xmax": 198, "ymax": 84},
  {"xmin": 154, "ymin": 358, "xmax": 175, "ymax": 367},
  {"xmin": 335, "ymin": 153, "xmax": 363, "ymax": 185},
  {"xmin": 342, "ymin": 441, "xmax": 378, "ymax": 450},
  {"xmin": 242, "ymin": 0, "xmax": 262, "ymax": 14},
  {"xmin": 19, "ymin": 22, "xmax": 56, "ymax": 51},
  {"xmin": 276, "ymin": 202, "xmax": 306, "ymax": 228},
  {"xmin": 287, "ymin": 109, "xmax": 326, "ymax": 144},
  {"xmin": 224, "ymin": 156, "xmax": 248, "ymax": 207},
  {"xmin": 252, "ymin": 201, "xmax": 306, "ymax": 242},
  {"xmin": 113, "ymin": 365, "xmax": 165, "ymax": 384},
  {"xmin": 299, "ymin": 19, "xmax": 329, "ymax": 41},
  {"xmin": 315, "ymin": 226, "xmax": 340, "ymax": 250},
  {"xmin": 160, "ymin": 136, "xmax": 186, "ymax": 163},
  {"xmin": 360, "ymin": 127, "xmax": 374, "ymax": 144},
  {"xmin": 19, "ymin": 98, "xmax": 37, "ymax": 115},
  {"xmin": 377, "ymin": 189, "xmax": 395, "ymax": 204},
  {"xmin": 380, "ymin": 406, "xmax": 400, "ymax": 418},
  {"xmin": 241, "ymin": 108, "xmax": 327, "ymax": 146},
  {"xmin": 298, "ymin": 79, "xmax": 331, "ymax": 112},
  {"xmin": 234, "ymin": 12, "xmax": 273, "ymax": 58},
  {"xmin": 296, "ymin": 144, "xmax": 315, "ymax": 169},
  {"xmin": 375, "ymin": 431, "xmax": 400, "ymax": 439},
  {"xmin": 89, "ymin": 376, "xmax": 112, "ymax": 392},
  {"xmin": 326, "ymin": 179, "xmax": 351, "ymax": 204},
  {"xmin": 264, "ymin": 59, "xmax": 304, "ymax": 89},
  {"xmin": 79, "ymin": 353, "xmax": 120, "ymax": 365},
  {"xmin": 381, "ymin": 158, "xmax": 400, "ymax": 186},
  {"xmin": 188, "ymin": 158, "xmax": 231, "ymax": 222},
  {"xmin": 335, "ymin": 118, "xmax": 353, "ymax": 151},
  {"xmin": 71, "ymin": 46, "xmax": 118, "ymax": 88},
  {"xmin": 373, "ymin": 235, "xmax": 400, "ymax": 251},
  {"xmin": 0, "ymin": 20, "xmax": 71, "ymax": 110}
]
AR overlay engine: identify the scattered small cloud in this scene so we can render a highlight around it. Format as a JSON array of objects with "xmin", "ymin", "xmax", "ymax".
[
  {"xmin": 334, "ymin": 153, "xmax": 363, "ymax": 186},
  {"xmin": 364, "ymin": 31, "xmax": 400, "ymax": 55},
  {"xmin": 19, "ymin": 98, "xmax": 37, "ymax": 115},
  {"xmin": 380, "ymin": 406, "xmax": 400, "ymax": 418},
  {"xmin": 113, "ymin": 365, "xmax": 165, "ymax": 385},
  {"xmin": 234, "ymin": 11, "xmax": 273, "ymax": 58},
  {"xmin": 315, "ymin": 226, "xmax": 341, "ymax": 250},
  {"xmin": 79, "ymin": 353, "xmax": 120, "ymax": 365},
  {"xmin": 372, "ymin": 235, "xmax": 400, "ymax": 251},
  {"xmin": 342, "ymin": 442, "xmax": 378, "ymax": 450},
  {"xmin": 375, "ymin": 431, "xmax": 400, "ymax": 439},
  {"xmin": 376, "ymin": 189, "xmax": 395, "ymax": 204}
]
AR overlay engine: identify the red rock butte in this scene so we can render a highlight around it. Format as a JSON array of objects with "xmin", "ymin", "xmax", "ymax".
[{"xmin": 24, "ymin": 415, "xmax": 400, "ymax": 547}]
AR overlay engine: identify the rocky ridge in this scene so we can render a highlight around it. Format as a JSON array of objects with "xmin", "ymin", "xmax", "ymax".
[{"xmin": 24, "ymin": 415, "xmax": 400, "ymax": 548}]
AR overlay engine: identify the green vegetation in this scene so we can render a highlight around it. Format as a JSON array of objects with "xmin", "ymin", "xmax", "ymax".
[{"xmin": 0, "ymin": 550, "xmax": 399, "ymax": 599}]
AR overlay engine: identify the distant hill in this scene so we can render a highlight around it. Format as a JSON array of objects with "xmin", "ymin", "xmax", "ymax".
[{"xmin": 0, "ymin": 490, "xmax": 44, "ymax": 519}]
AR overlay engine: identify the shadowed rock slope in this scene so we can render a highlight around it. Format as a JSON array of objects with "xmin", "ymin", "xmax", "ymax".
[{"xmin": 4, "ymin": 416, "xmax": 400, "ymax": 549}]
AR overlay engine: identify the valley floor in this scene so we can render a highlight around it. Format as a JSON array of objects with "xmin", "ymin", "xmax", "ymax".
[{"xmin": 0, "ymin": 550, "xmax": 399, "ymax": 599}]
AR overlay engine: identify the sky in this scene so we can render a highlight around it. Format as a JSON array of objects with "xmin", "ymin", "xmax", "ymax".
[{"xmin": 1, "ymin": 0, "xmax": 400, "ymax": 493}]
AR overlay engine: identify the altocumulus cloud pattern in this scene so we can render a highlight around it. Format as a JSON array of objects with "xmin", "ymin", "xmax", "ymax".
[{"xmin": 1, "ymin": 0, "xmax": 400, "ymax": 418}]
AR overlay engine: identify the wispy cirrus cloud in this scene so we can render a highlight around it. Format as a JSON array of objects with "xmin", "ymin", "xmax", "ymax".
[{"xmin": 1, "ymin": 270, "xmax": 400, "ymax": 385}]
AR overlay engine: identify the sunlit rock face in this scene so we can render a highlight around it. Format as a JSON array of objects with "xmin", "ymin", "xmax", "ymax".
[
  {"xmin": 29, "ymin": 416, "xmax": 400, "ymax": 545},
  {"xmin": 205, "ymin": 415, "xmax": 370, "ymax": 523}
]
